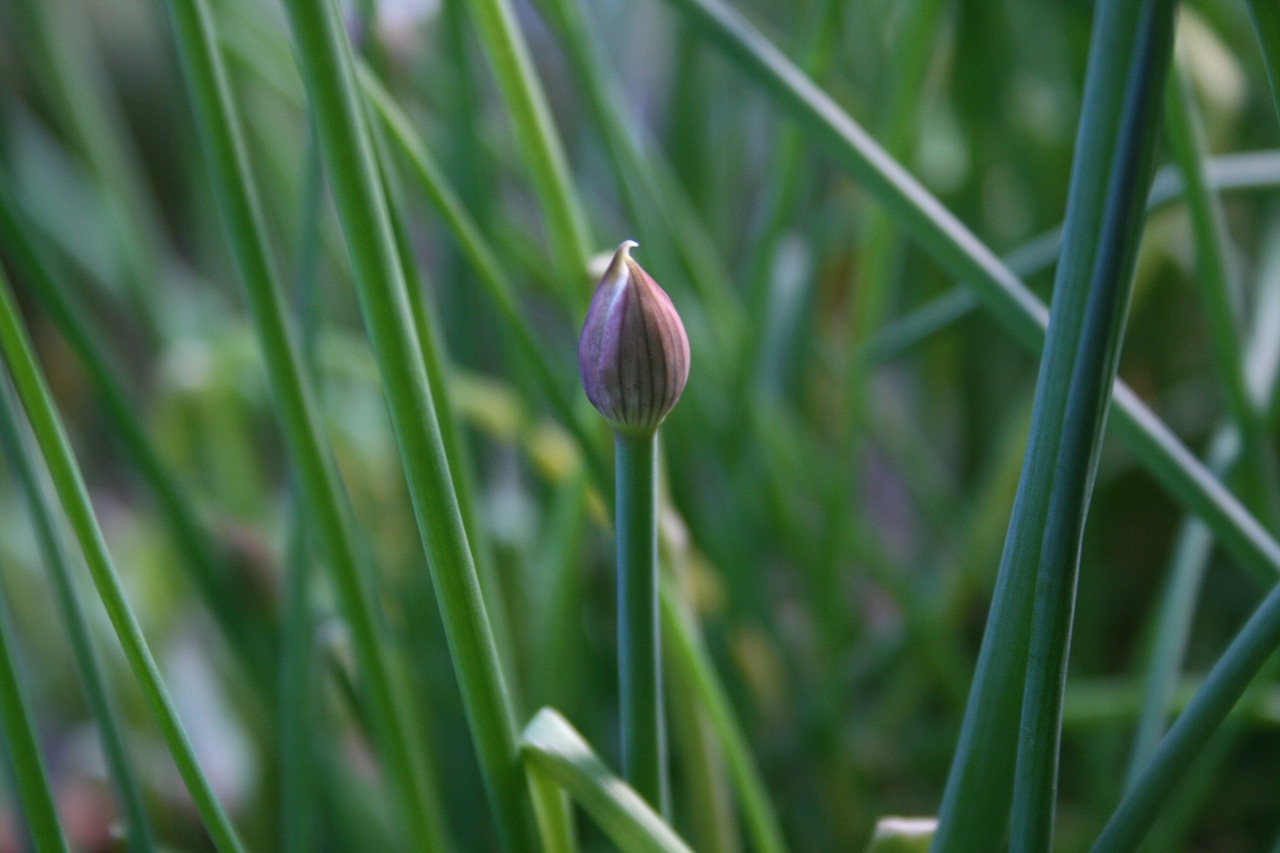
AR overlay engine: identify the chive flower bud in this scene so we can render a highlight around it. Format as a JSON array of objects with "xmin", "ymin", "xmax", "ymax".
[{"xmin": 578, "ymin": 241, "xmax": 690, "ymax": 436}]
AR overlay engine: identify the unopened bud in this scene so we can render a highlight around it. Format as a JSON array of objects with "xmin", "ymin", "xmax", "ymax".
[{"xmin": 578, "ymin": 241, "xmax": 690, "ymax": 436}]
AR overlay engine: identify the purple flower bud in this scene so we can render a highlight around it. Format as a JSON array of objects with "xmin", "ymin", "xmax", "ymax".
[{"xmin": 578, "ymin": 241, "xmax": 690, "ymax": 436}]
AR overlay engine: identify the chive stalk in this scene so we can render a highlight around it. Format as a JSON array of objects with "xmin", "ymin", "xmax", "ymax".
[
  {"xmin": 579, "ymin": 242, "xmax": 691, "ymax": 815},
  {"xmin": 615, "ymin": 431, "xmax": 666, "ymax": 813}
]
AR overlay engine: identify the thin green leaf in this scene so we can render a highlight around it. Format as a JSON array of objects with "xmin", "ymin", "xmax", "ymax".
[
  {"xmin": 1011, "ymin": 4, "xmax": 1176, "ymax": 847},
  {"xmin": 276, "ymin": 0, "xmax": 539, "ymax": 848},
  {"xmin": 157, "ymin": 0, "xmax": 450, "ymax": 847},
  {"xmin": 371, "ymin": 113, "xmax": 520, "ymax": 701},
  {"xmin": 278, "ymin": 126, "xmax": 324, "ymax": 853},
  {"xmin": 520, "ymin": 708, "xmax": 694, "ymax": 853},
  {"xmin": 934, "ymin": 1, "xmax": 1148, "ymax": 845},
  {"xmin": 864, "ymin": 150, "xmax": 1280, "ymax": 364}
]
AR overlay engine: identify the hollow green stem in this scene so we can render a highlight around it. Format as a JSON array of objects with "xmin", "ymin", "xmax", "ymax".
[
  {"xmin": 277, "ymin": 0, "xmax": 536, "ymax": 848},
  {"xmin": 157, "ymin": 0, "xmax": 449, "ymax": 846},
  {"xmin": 615, "ymin": 431, "xmax": 669, "ymax": 817},
  {"xmin": 1010, "ymin": 3, "xmax": 1175, "ymax": 845}
]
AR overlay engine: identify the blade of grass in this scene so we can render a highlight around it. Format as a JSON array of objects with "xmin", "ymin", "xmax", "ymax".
[
  {"xmin": 158, "ymin": 0, "xmax": 450, "ymax": 847},
  {"xmin": 279, "ymin": 504, "xmax": 315, "ymax": 853},
  {"xmin": 0, "ymin": 266, "xmax": 245, "ymax": 852},
  {"xmin": 369, "ymin": 111, "xmax": 520, "ymax": 702},
  {"xmin": 0, "ymin": 378, "xmax": 155, "ymax": 853},
  {"xmin": 1124, "ymin": 508, "xmax": 1217, "ymax": 789},
  {"xmin": 520, "ymin": 708, "xmax": 694, "ymax": 853},
  {"xmin": 666, "ymin": 652, "xmax": 737, "ymax": 853},
  {"xmin": 651, "ymin": 0, "xmax": 1280, "ymax": 593},
  {"xmin": 1010, "ymin": 5, "xmax": 1175, "ymax": 847},
  {"xmin": 1164, "ymin": 60, "xmax": 1280, "ymax": 527},
  {"xmin": 463, "ymin": 0, "xmax": 593, "ymax": 305},
  {"xmin": 932, "ymin": 1, "xmax": 1147, "ymax": 845},
  {"xmin": 526, "ymin": 756, "xmax": 578, "ymax": 853},
  {"xmin": 276, "ymin": 0, "xmax": 540, "ymax": 848}
]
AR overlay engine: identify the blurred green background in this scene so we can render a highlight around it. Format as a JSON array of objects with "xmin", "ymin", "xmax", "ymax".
[{"xmin": 1, "ymin": 0, "xmax": 1279, "ymax": 850}]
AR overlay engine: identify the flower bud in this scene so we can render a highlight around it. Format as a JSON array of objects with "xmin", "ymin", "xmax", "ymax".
[{"xmin": 578, "ymin": 241, "xmax": 690, "ymax": 436}]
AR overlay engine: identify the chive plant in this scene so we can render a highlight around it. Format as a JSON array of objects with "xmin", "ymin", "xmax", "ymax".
[
  {"xmin": 579, "ymin": 241, "xmax": 691, "ymax": 816},
  {"xmin": 5, "ymin": 0, "xmax": 1280, "ymax": 849}
]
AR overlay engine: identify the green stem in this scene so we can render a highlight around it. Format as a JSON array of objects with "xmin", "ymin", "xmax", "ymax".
[
  {"xmin": 616, "ymin": 431, "xmax": 669, "ymax": 817},
  {"xmin": 1010, "ymin": 3, "xmax": 1174, "ymax": 845},
  {"xmin": 276, "ymin": 0, "xmax": 537, "ymax": 848},
  {"xmin": 279, "ymin": 126, "xmax": 323, "ymax": 853},
  {"xmin": 157, "ymin": 0, "xmax": 448, "ymax": 847}
]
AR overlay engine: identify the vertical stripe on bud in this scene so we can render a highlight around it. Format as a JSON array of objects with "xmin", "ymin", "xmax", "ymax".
[{"xmin": 578, "ymin": 241, "xmax": 690, "ymax": 435}]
